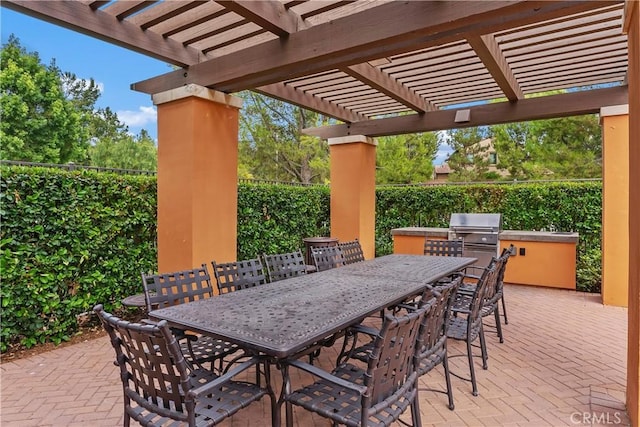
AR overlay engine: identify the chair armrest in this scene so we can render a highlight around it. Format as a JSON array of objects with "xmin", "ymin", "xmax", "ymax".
[
  {"xmin": 188, "ymin": 357, "xmax": 261, "ymax": 398},
  {"xmin": 286, "ymin": 359, "xmax": 367, "ymax": 395}
]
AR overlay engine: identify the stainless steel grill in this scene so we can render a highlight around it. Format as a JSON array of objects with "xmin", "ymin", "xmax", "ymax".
[{"xmin": 448, "ymin": 213, "xmax": 502, "ymax": 268}]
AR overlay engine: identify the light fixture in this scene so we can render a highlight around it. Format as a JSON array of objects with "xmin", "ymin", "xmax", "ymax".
[{"xmin": 454, "ymin": 109, "xmax": 471, "ymax": 123}]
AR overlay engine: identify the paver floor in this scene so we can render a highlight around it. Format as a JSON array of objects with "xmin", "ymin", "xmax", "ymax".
[{"xmin": 1, "ymin": 284, "xmax": 630, "ymax": 426}]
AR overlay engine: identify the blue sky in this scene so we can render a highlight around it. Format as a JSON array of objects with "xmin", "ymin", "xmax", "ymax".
[
  {"xmin": 1, "ymin": 7, "xmax": 168, "ymax": 140},
  {"xmin": 1, "ymin": 7, "xmax": 453, "ymax": 163}
]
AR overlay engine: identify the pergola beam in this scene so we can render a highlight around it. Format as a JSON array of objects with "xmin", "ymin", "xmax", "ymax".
[
  {"xmin": 131, "ymin": 1, "xmax": 615, "ymax": 94},
  {"xmin": 303, "ymin": 86, "xmax": 628, "ymax": 138},
  {"xmin": 2, "ymin": 0, "xmax": 200, "ymax": 67},
  {"xmin": 215, "ymin": 0, "xmax": 306, "ymax": 36},
  {"xmin": 342, "ymin": 63, "xmax": 436, "ymax": 113},
  {"xmin": 255, "ymin": 83, "xmax": 366, "ymax": 123},
  {"xmin": 467, "ymin": 34, "xmax": 524, "ymax": 101}
]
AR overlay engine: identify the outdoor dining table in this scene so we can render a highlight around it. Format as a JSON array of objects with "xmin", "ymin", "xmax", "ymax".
[
  {"xmin": 149, "ymin": 254, "xmax": 475, "ymax": 358},
  {"xmin": 148, "ymin": 254, "xmax": 475, "ymax": 426}
]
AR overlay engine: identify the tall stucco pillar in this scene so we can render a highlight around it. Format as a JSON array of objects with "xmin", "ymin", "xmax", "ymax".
[
  {"xmin": 601, "ymin": 105, "xmax": 629, "ymax": 307},
  {"xmin": 328, "ymin": 135, "xmax": 377, "ymax": 260},
  {"xmin": 152, "ymin": 84, "xmax": 241, "ymax": 273},
  {"xmin": 624, "ymin": 0, "xmax": 640, "ymax": 424}
]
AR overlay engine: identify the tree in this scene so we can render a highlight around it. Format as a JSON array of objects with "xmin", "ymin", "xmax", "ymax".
[
  {"xmin": 238, "ymin": 91, "xmax": 330, "ymax": 184},
  {"xmin": 375, "ymin": 133, "xmax": 439, "ymax": 184},
  {"xmin": 90, "ymin": 129, "xmax": 157, "ymax": 171},
  {"xmin": 88, "ymin": 108, "xmax": 157, "ymax": 171},
  {"xmin": 445, "ymin": 126, "xmax": 494, "ymax": 181},
  {"xmin": 0, "ymin": 35, "xmax": 92, "ymax": 163},
  {"xmin": 491, "ymin": 114, "xmax": 602, "ymax": 180}
]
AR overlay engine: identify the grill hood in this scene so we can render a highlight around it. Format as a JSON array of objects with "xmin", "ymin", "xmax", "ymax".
[{"xmin": 449, "ymin": 213, "xmax": 502, "ymax": 232}]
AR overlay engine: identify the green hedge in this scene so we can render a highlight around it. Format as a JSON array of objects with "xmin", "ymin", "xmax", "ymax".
[
  {"xmin": 0, "ymin": 166, "xmax": 602, "ymax": 351},
  {"xmin": 237, "ymin": 183, "xmax": 330, "ymax": 260},
  {"xmin": 0, "ymin": 167, "xmax": 158, "ymax": 350}
]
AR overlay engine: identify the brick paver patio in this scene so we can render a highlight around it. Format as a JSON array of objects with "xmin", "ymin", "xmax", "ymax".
[{"xmin": 1, "ymin": 284, "xmax": 630, "ymax": 426}]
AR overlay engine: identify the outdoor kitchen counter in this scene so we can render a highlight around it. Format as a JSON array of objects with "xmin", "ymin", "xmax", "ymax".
[
  {"xmin": 391, "ymin": 227, "xmax": 579, "ymax": 289},
  {"xmin": 391, "ymin": 227, "xmax": 449, "ymax": 254},
  {"xmin": 499, "ymin": 230, "xmax": 579, "ymax": 243}
]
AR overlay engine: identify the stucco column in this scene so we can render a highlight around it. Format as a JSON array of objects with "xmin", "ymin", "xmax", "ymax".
[
  {"xmin": 152, "ymin": 84, "xmax": 241, "ymax": 273},
  {"xmin": 328, "ymin": 135, "xmax": 377, "ymax": 259},
  {"xmin": 624, "ymin": 0, "xmax": 640, "ymax": 424},
  {"xmin": 600, "ymin": 105, "xmax": 629, "ymax": 307}
]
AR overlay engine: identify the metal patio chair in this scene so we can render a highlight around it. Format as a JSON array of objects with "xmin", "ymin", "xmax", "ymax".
[
  {"xmin": 310, "ymin": 244, "xmax": 345, "ymax": 272},
  {"xmin": 424, "ymin": 238, "xmax": 464, "ymax": 257},
  {"xmin": 141, "ymin": 265, "xmax": 240, "ymax": 372},
  {"xmin": 282, "ymin": 304, "xmax": 428, "ymax": 427},
  {"xmin": 341, "ymin": 275, "xmax": 462, "ymax": 410},
  {"xmin": 262, "ymin": 250, "xmax": 307, "ymax": 282},
  {"xmin": 447, "ymin": 261, "xmax": 497, "ymax": 396},
  {"xmin": 94, "ymin": 305, "xmax": 276, "ymax": 427},
  {"xmin": 456, "ymin": 245, "xmax": 513, "ymax": 342},
  {"xmin": 338, "ymin": 238, "xmax": 365, "ymax": 264},
  {"xmin": 211, "ymin": 257, "xmax": 267, "ymax": 294}
]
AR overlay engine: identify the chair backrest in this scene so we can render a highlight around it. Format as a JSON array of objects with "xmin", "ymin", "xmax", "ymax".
[
  {"xmin": 211, "ymin": 258, "xmax": 267, "ymax": 294},
  {"xmin": 482, "ymin": 252, "xmax": 507, "ymax": 305},
  {"xmin": 338, "ymin": 239, "xmax": 365, "ymax": 265},
  {"xmin": 94, "ymin": 304, "xmax": 197, "ymax": 424},
  {"xmin": 495, "ymin": 245, "xmax": 514, "ymax": 292},
  {"xmin": 311, "ymin": 245, "xmax": 345, "ymax": 272},
  {"xmin": 424, "ymin": 239, "xmax": 463, "ymax": 257},
  {"xmin": 415, "ymin": 275, "xmax": 461, "ymax": 374},
  {"xmin": 262, "ymin": 250, "xmax": 307, "ymax": 282},
  {"xmin": 142, "ymin": 264, "xmax": 213, "ymax": 311},
  {"xmin": 467, "ymin": 261, "xmax": 499, "ymax": 331},
  {"xmin": 363, "ymin": 304, "xmax": 428, "ymax": 411}
]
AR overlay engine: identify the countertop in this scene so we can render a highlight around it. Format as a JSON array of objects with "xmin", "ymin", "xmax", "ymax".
[{"xmin": 391, "ymin": 227, "xmax": 579, "ymax": 243}]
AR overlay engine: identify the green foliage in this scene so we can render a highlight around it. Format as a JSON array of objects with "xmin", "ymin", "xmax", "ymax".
[
  {"xmin": 90, "ymin": 125, "xmax": 158, "ymax": 171},
  {"xmin": 238, "ymin": 91, "xmax": 331, "ymax": 183},
  {"xmin": 0, "ymin": 35, "xmax": 91, "ymax": 163},
  {"xmin": 445, "ymin": 127, "xmax": 495, "ymax": 181},
  {"xmin": 1, "ymin": 36, "xmax": 158, "ymax": 171},
  {"xmin": 376, "ymin": 133, "xmax": 439, "ymax": 184},
  {"xmin": 490, "ymin": 115, "xmax": 602, "ymax": 180},
  {"xmin": 237, "ymin": 183, "xmax": 330, "ymax": 259},
  {"xmin": 0, "ymin": 166, "xmax": 157, "ymax": 351},
  {"xmin": 1, "ymin": 166, "xmax": 603, "ymax": 352}
]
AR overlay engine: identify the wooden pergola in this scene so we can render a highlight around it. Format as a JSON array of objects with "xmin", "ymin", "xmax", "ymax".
[{"xmin": 3, "ymin": 1, "xmax": 638, "ymax": 424}]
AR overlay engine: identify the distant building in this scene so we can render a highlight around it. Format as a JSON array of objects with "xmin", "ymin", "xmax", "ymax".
[{"xmin": 432, "ymin": 163, "xmax": 452, "ymax": 182}]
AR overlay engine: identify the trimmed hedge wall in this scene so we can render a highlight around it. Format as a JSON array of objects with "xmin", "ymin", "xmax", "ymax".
[
  {"xmin": 1, "ymin": 167, "xmax": 158, "ymax": 350},
  {"xmin": 0, "ymin": 166, "xmax": 602, "ymax": 351}
]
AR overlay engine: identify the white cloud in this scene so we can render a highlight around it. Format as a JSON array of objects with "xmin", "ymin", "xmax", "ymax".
[
  {"xmin": 434, "ymin": 144, "xmax": 454, "ymax": 165},
  {"xmin": 117, "ymin": 105, "xmax": 157, "ymax": 128}
]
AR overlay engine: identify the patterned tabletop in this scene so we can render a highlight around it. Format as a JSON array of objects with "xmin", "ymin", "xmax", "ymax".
[{"xmin": 149, "ymin": 254, "xmax": 475, "ymax": 358}]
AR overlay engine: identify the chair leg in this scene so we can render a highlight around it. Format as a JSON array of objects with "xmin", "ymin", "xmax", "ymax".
[
  {"xmin": 494, "ymin": 307, "xmax": 504, "ymax": 343},
  {"xmin": 479, "ymin": 323, "xmax": 488, "ymax": 370},
  {"xmin": 411, "ymin": 391, "xmax": 423, "ymax": 427},
  {"xmin": 466, "ymin": 338, "xmax": 479, "ymax": 396},
  {"xmin": 501, "ymin": 294, "xmax": 508, "ymax": 324},
  {"xmin": 442, "ymin": 353, "xmax": 455, "ymax": 410},
  {"xmin": 285, "ymin": 402, "xmax": 293, "ymax": 427}
]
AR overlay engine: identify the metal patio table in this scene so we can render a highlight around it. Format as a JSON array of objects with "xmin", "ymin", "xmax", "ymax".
[{"xmin": 149, "ymin": 254, "xmax": 475, "ymax": 426}]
